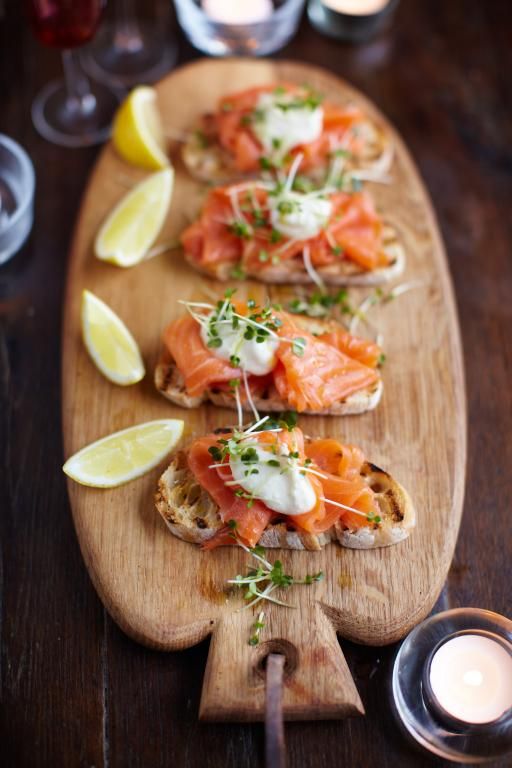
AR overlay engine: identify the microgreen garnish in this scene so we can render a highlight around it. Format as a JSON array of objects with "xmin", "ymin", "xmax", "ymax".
[
  {"xmin": 277, "ymin": 199, "xmax": 300, "ymax": 215},
  {"xmin": 229, "ymin": 220, "xmax": 252, "ymax": 239},
  {"xmin": 249, "ymin": 611, "xmax": 266, "ymax": 646},
  {"xmin": 287, "ymin": 289, "xmax": 352, "ymax": 319},
  {"xmin": 230, "ymin": 264, "xmax": 246, "ymax": 279},
  {"xmin": 253, "ymin": 209, "xmax": 267, "ymax": 228},
  {"xmin": 273, "ymin": 89, "xmax": 322, "ymax": 112},
  {"xmin": 285, "ymin": 280, "xmax": 423, "ymax": 361},
  {"xmin": 292, "ymin": 175, "xmax": 315, "ymax": 194},
  {"xmin": 241, "ymin": 447, "xmax": 259, "ymax": 464},
  {"xmin": 252, "ymin": 411, "xmax": 297, "ymax": 433},
  {"xmin": 234, "ymin": 488, "xmax": 256, "ymax": 508},
  {"xmin": 227, "ymin": 541, "xmax": 324, "ymax": 610},
  {"xmin": 291, "ymin": 337, "xmax": 306, "ymax": 357},
  {"xmin": 348, "ymin": 282, "xmax": 424, "ymax": 338},
  {"xmin": 331, "ymin": 148, "xmax": 351, "ymax": 159},
  {"xmin": 208, "ymin": 445, "xmax": 223, "ymax": 462}
]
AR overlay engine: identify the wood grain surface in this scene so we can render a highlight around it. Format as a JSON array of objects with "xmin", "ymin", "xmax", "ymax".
[
  {"xmin": 61, "ymin": 58, "xmax": 465, "ymax": 721},
  {"xmin": 2, "ymin": 0, "xmax": 511, "ymax": 765}
]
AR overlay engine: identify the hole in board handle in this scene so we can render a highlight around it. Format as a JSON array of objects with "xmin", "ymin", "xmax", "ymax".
[{"xmin": 254, "ymin": 639, "xmax": 298, "ymax": 680}]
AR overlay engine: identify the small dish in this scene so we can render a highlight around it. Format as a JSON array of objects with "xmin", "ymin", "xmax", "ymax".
[{"xmin": 0, "ymin": 134, "xmax": 35, "ymax": 265}]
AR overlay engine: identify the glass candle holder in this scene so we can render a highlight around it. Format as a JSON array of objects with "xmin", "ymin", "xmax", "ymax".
[
  {"xmin": 307, "ymin": 0, "xmax": 399, "ymax": 43},
  {"xmin": 173, "ymin": 0, "xmax": 305, "ymax": 56},
  {"xmin": 392, "ymin": 608, "xmax": 512, "ymax": 764},
  {"xmin": 0, "ymin": 135, "xmax": 35, "ymax": 265}
]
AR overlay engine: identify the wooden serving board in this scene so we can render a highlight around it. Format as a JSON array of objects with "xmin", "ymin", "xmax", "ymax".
[{"xmin": 62, "ymin": 59, "xmax": 466, "ymax": 722}]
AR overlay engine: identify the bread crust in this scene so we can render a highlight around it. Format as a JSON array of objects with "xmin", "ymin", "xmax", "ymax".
[
  {"xmin": 155, "ymin": 447, "xmax": 415, "ymax": 551},
  {"xmin": 155, "ymin": 353, "xmax": 383, "ymax": 416},
  {"xmin": 155, "ymin": 314, "xmax": 383, "ymax": 416}
]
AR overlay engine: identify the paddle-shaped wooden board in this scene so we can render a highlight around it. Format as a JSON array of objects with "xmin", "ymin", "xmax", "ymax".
[{"xmin": 62, "ymin": 59, "xmax": 466, "ymax": 722}]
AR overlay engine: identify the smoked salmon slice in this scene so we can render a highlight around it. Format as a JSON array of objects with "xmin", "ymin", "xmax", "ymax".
[
  {"xmin": 273, "ymin": 314, "xmax": 379, "ymax": 413},
  {"xmin": 317, "ymin": 328, "xmax": 381, "ymax": 368}
]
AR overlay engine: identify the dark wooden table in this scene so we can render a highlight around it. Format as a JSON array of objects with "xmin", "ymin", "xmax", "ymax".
[{"xmin": 1, "ymin": 1, "xmax": 511, "ymax": 766}]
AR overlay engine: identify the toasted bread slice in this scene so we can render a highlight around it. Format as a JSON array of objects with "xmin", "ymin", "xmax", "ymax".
[
  {"xmin": 183, "ymin": 221, "xmax": 404, "ymax": 287},
  {"xmin": 155, "ymin": 353, "xmax": 383, "ymax": 416},
  {"xmin": 155, "ymin": 446, "xmax": 415, "ymax": 550},
  {"xmin": 155, "ymin": 314, "xmax": 383, "ymax": 416},
  {"xmin": 182, "ymin": 113, "xmax": 392, "ymax": 185}
]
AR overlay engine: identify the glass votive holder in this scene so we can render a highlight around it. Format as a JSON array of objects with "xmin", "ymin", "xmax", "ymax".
[
  {"xmin": 173, "ymin": 0, "xmax": 306, "ymax": 56},
  {"xmin": 307, "ymin": 0, "xmax": 399, "ymax": 43},
  {"xmin": 0, "ymin": 135, "xmax": 35, "ymax": 265},
  {"xmin": 392, "ymin": 608, "xmax": 512, "ymax": 764}
]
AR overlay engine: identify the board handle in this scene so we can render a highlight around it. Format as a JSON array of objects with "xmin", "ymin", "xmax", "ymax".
[{"xmin": 199, "ymin": 603, "xmax": 365, "ymax": 722}]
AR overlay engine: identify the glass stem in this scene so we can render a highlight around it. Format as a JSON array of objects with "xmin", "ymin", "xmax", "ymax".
[
  {"xmin": 61, "ymin": 50, "xmax": 96, "ymax": 117},
  {"xmin": 114, "ymin": 0, "xmax": 144, "ymax": 53}
]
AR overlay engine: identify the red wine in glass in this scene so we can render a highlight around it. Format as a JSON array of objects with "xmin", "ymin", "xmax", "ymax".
[
  {"xmin": 26, "ymin": 0, "xmax": 120, "ymax": 147},
  {"xmin": 27, "ymin": 0, "xmax": 105, "ymax": 48}
]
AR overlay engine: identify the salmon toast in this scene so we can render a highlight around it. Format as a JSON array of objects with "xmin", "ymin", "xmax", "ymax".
[
  {"xmin": 180, "ymin": 172, "xmax": 404, "ymax": 286},
  {"xmin": 155, "ymin": 420, "xmax": 415, "ymax": 550},
  {"xmin": 182, "ymin": 83, "xmax": 392, "ymax": 184},
  {"xmin": 155, "ymin": 293, "xmax": 384, "ymax": 416}
]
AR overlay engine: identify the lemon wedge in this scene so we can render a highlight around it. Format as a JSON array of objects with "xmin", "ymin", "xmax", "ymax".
[
  {"xmin": 112, "ymin": 86, "xmax": 169, "ymax": 170},
  {"xmin": 94, "ymin": 168, "xmax": 173, "ymax": 267},
  {"xmin": 82, "ymin": 290, "xmax": 145, "ymax": 385},
  {"xmin": 63, "ymin": 419, "xmax": 184, "ymax": 488}
]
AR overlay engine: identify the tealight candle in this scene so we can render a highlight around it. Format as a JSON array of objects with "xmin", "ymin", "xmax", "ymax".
[
  {"xmin": 322, "ymin": 0, "xmax": 389, "ymax": 13},
  {"xmin": 202, "ymin": 0, "xmax": 274, "ymax": 25},
  {"xmin": 428, "ymin": 633, "xmax": 512, "ymax": 724},
  {"xmin": 392, "ymin": 609, "xmax": 512, "ymax": 763},
  {"xmin": 308, "ymin": 0, "xmax": 399, "ymax": 42}
]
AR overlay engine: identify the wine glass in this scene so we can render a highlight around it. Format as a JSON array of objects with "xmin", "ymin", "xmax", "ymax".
[
  {"xmin": 26, "ymin": 0, "xmax": 120, "ymax": 147},
  {"xmin": 81, "ymin": 0, "xmax": 176, "ymax": 89}
]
